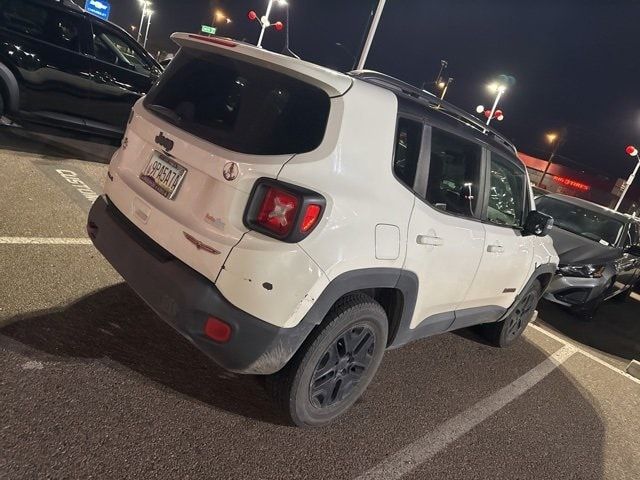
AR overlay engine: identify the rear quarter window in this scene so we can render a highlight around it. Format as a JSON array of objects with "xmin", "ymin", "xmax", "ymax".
[{"xmin": 144, "ymin": 48, "xmax": 331, "ymax": 156}]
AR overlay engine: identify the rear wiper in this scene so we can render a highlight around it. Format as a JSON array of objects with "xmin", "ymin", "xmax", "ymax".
[{"xmin": 147, "ymin": 104, "xmax": 182, "ymax": 124}]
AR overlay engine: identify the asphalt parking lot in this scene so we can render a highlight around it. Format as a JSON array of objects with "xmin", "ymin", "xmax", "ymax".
[{"xmin": 1, "ymin": 128, "xmax": 639, "ymax": 480}]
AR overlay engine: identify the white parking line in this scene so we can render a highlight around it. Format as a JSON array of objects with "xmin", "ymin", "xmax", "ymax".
[
  {"xmin": 528, "ymin": 323, "xmax": 640, "ymax": 385},
  {"xmin": 354, "ymin": 345, "xmax": 576, "ymax": 480},
  {"xmin": 0, "ymin": 237, "xmax": 92, "ymax": 245}
]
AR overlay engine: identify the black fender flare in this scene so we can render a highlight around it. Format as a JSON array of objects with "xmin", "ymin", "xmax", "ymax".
[
  {"xmin": 300, "ymin": 267, "xmax": 419, "ymax": 331},
  {"xmin": 0, "ymin": 62, "xmax": 20, "ymax": 112},
  {"xmin": 499, "ymin": 263, "xmax": 557, "ymax": 322}
]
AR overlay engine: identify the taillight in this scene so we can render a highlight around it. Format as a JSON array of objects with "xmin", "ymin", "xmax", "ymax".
[
  {"xmin": 301, "ymin": 205, "xmax": 322, "ymax": 232},
  {"xmin": 244, "ymin": 179, "xmax": 326, "ymax": 242},
  {"xmin": 257, "ymin": 187, "xmax": 299, "ymax": 236}
]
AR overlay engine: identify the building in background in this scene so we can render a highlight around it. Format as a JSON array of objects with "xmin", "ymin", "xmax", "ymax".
[{"xmin": 520, "ymin": 152, "xmax": 639, "ymax": 215}]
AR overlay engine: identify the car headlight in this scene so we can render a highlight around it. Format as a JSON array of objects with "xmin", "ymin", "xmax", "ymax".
[{"xmin": 558, "ymin": 264, "xmax": 606, "ymax": 278}]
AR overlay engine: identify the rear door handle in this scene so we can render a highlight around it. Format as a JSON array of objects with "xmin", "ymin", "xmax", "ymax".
[
  {"xmin": 417, "ymin": 235, "xmax": 444, "ymax": 247},
  {"xmin": 487, "ymin": 244, "xmax": 504, "ymax": 253}
]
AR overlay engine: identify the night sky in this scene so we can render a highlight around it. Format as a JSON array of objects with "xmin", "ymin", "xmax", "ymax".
[{"xmin": 80, "ymin": 0, "xmax": 640, "ymax": 184}]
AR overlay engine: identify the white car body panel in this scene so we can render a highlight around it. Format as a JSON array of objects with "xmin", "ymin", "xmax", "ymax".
[{"xmin": 404, "ymin": 203, "xmax": 486, "ymax": 328}]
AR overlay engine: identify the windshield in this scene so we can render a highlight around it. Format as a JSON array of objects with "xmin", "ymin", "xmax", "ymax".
[
  {"xmin": 143, "ymin": 48, "xmax": 330, "ymax": 156},
  {"xmin": 535, "ymin": 197, "xmax": 624, "ymax": 247}
]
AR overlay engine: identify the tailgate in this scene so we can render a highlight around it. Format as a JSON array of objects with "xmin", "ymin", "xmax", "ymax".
[{"xmin": 105, "ymin": 36, "xmax": 343, "ymax": 284}]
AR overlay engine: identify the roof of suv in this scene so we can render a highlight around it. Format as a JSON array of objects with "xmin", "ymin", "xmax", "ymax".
[{"xmin": 542, "ymin": 193, "xmax": 632, "ymax": 223}]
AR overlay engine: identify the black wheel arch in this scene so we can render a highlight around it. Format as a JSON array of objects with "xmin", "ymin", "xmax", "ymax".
[
  {"xmin": 0, "ymin": 62, "xmax": 20, "ymax": 113},
  {"xmin": 299, "ymin": 268, "xmax": 419, "ymax": 349}
]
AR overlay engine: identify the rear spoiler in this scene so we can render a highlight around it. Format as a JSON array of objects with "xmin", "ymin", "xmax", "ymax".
[{"xmin": 170, "ymin": 33, "xmax": 353, "ymax": 98}]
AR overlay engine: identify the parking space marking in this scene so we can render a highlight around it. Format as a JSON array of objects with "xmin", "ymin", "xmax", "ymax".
[
  {"xmin": 33, "ymin": 161, "xmax": 102, "ymax": 213},
  {"xmin": 354, "ymin": 345, "xmax": 577, "ymax": 480},
  {"xmin": 529, "ymin": 323, "xmax": 640, "ymax": 385},
  {"xmin": 0, "ymin": 237, "xmax": 92, "ymax": 245}
]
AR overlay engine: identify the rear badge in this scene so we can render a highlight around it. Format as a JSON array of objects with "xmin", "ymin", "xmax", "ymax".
[
  {"xmin": 183, "ymin": 232, "xmax": 221, "ymax": 255},
  {"xmin": 223, "ymin": 162, "xmax": 239, "ymax": 181}
]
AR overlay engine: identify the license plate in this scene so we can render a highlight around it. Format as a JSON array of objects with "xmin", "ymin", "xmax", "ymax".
[{"xmin": 140, "ymin": 152, "xmax": 187, "ymax": 200}]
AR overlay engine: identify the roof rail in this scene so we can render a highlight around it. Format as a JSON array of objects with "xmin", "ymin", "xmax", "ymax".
[
  {"xmin": 53, "ymin": 0, "xmax": 84, "ymax": 12},
  {"xmin": 348, "ymin": 70, "xmax": 518, "ymax": 154}
]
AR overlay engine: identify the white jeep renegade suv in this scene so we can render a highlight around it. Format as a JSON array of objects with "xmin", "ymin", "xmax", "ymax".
[{"xmin": 88, "ymin": 33, "xmax": 558, "ymax": 427}]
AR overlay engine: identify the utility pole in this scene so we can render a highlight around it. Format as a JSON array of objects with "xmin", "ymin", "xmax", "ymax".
[
  {"xmin": 356, "ymin": 0, "xmax": 386, "ymax": 70},
  {"xmin": 538, "ymin": 130, "xmax": 566, "ymax": 187},
  {"xmin": 615, "ymin": 146, "xmax": 640, "ymax": 211},
  {"xmin": 143, "ymin": 11, "xmax": 152, "ymax": 48}
]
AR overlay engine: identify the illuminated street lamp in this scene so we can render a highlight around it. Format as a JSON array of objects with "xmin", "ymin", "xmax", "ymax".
[
  {"xmin": 248, "ymin": 0, "xmax": 288, "ymax": 48},
  {"xmin": 137, "ymin": 1, "xmax": 151, "ymax": 43},
  {"xmin": 614, "ymin": 145, "xmax": 640, "ymax": 211},
  {"xmin": 214, "ymin": 10, "xmax": 232, "ymax": 26},
  {"xmin": 439, "ymin": 77, "xmax": 453, "ymax": 100},
  {"xmin": 538, "ymin": 130, "xmax": 565, "ymax": 187}
]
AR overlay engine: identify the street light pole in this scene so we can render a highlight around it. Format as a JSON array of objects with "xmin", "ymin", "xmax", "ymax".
[
  {"xmin": 137, "ymin": 1, "xmax": 148, "ymax": 43},
  {"xmin": 486, "ymin": 86, "xmax": 506, "ymax": 126},
  {"xmin": 257, "ymin": 0, "xmax": 276, "ymax": 48},
  {"xmin": 356, "ymin": 0, "xmax": 387, "ymax": 70},
  {"xmin": 615, "ymin": 146, "xmax": 640, "ymax": 211},
  {"xmin": 538, "ymin": 132, "xmax": 564, "ymax": 187},
  {"xmin": 143, "ymin": 11, "xmax": 153, "ymax": 48},
  {"xmin": 440, "ymin": 77, "xmax": 453, "ymax": 100}
]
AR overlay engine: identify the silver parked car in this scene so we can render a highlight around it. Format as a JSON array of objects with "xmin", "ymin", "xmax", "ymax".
[{"xmin": 536, "ymin": 194, "xmax": 640, "ymax": 319}]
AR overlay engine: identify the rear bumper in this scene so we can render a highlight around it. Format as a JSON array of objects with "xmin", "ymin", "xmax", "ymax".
[{"xmin": 87, "ymin": 195, "xmax": 314, "ymax": 374}]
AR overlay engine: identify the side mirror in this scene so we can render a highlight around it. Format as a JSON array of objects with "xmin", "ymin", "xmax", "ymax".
[
  {"xmin": 523, "ymin": 210, "xmax": 554, "ymax": 237},
  {"xmin": 625, "ymin": 244, "xmax": 640, "ymax": 257}
]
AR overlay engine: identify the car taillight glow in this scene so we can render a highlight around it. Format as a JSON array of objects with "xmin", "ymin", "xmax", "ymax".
[
  {"xmin": 204, "ymin": 317, "xmax": 232, "ymax": 343},
  {"xmin": 301, "ymin": 204, "xmax": 322, "ymax": 232},
  {"xmin": 257, "ymin": 187, "xmax": 299, "ymax": 236}
]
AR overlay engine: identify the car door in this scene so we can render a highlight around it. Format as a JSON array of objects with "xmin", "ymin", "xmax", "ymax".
[
  {"xmin": 85, "ymin": 21, "xmax": 160, "ymax": 135},
  {"xmin": 0, "ymin": 0, "xmax": 93, "ymax": 125},
  {"xmin": 459, "ymin": 151, "xmax": 533, "ymax": 326},
  {"xmin": 402, "ymin": 121, "xmax": 486, "ymax": 335}
]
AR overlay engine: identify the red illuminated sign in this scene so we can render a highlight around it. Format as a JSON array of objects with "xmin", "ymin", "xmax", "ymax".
[{"xmin": 553, "ymin": 176, "xmax": 591, "ymax": 191}]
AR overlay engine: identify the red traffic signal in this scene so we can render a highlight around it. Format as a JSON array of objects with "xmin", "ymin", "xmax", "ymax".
[
  {"xmin": 626, "ymin": 145, "xmax": 638, "ymax": 156},
  {"xmin": 274, "ymin": 21, "xmax": 284, "ymax": 31},
  {"xmin": 247, "ymin": 10, "xmax": 258, "ymax": 21}
]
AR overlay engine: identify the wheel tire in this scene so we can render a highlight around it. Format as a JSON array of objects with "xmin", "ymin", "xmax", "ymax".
[
  {"xmin": 266, "ymin": 294, "xmax": 388, "ymax": 427},
  {"xmin": 482, "ymin": 281, "xmax": 541, "ymax": 348},
  {"xmin": 0, "ymin": 92, "xmax": 5, "ymax": 118}
]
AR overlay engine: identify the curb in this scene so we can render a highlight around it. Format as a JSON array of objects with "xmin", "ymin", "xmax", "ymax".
[{"xmin": 626, "ymin": 360, "xmax": 640, "ymax": 380}]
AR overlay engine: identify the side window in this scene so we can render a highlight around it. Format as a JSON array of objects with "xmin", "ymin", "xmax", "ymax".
[
  {"xmin": 0, "ymin": 0, "xmax": 47, "ymax": 38},
  {"xmin": 625, "ymin": 223, "xmax": 639, "ymax": 248},
  {"xmin": 0, "ymin": 0, "xmax": 81, "ymax": 52},
  {"xmin": 487, "ymin": 155, "xmax": 526, "ymax": 227},
  {"xmin": 393, "ymin": 118, "xmax": 423, "ymax": 189},
  {"xmin": 425, "ymin": 127, "xmax": 482, "ymax": 218},
  {"xmin": 92, "ymin": 24, "xmax": 150, "ymax": 74}
]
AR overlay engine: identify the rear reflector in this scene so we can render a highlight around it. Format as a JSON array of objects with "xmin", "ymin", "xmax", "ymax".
[
  {"xmin": 257, "ymin": 187, "xmax": 299, "ymax": 236},
  {"xmin": 301, "ymin": 204, "xmax": 322, "ymax": 232},
  {"xmin": 204, "ymin": 317, "xmax": 232, "ymax": 343},
  {"xmin": 187, "ymin": 35, "xmax": 237, "ymax": 47}
]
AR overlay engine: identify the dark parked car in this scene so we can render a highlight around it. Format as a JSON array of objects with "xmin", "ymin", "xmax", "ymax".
[
  {"xmin": 0, "ymin": 0, "xmax": 162, "ymax": 140},
  {"xmin": 536, "ymin": 193, "xmax": 640, "ymax": 318}
]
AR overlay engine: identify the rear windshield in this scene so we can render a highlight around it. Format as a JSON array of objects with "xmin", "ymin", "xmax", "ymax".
[{"xmin": 143, "ymin": 48, "xmax": 331, "ymax": 155}]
